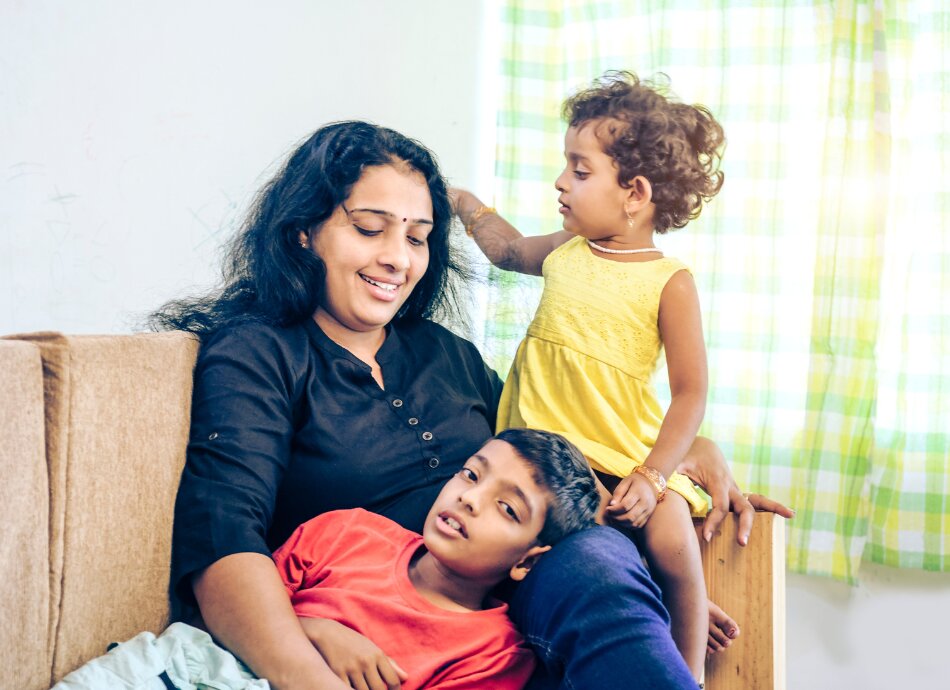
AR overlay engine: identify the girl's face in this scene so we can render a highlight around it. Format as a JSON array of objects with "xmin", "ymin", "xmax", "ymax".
[
  {"xmin": 554, "ymin": 123, "xmax": 631, "ymax": 238},
  {"xmin": 306, "ymin": 163, "xmax": 433, "ymax": 342}
]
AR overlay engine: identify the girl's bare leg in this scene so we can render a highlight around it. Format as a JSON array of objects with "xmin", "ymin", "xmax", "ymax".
[{"xmin": 643, "ymin": 491, "xmax": 707, "ymax": 680}]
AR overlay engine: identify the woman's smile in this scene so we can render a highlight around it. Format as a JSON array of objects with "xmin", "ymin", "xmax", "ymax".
[{"xmin": 359, "ymin": 272, "xmax": 403, "ymax": 301}]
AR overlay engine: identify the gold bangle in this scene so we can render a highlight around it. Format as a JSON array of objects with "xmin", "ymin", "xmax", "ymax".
[
  {"xmin": 634, "ymin": 465, "xmax": 667, "ymax": 502},
  {"xmin": 464, "ymin": 205, "xmax": 496, "ymax": 237}
]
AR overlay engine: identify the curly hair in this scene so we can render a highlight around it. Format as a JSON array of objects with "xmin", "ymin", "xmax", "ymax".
[
  {"xmin": 562, "ymin": 71, "xmax": 725, "ymax": 233},
  {"xmin": 149, "ymin": 121, "xmax": 467, "ymax": 338}
]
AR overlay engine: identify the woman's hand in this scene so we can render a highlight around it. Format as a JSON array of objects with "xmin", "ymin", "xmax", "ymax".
[
  {"xmin": 194, "ymin": 553, "xmax": 352, "ymax": 690},
  {"xmin": 677, "ymin": 437, "xmax": 794, "ymax": 545},
  {"xmin": 298, "ymin": 617, "xmax": 408, "ymax": 690},
  {"xmin": 604, "ymin": 471, "xmax": 659, "ymax": 528}
]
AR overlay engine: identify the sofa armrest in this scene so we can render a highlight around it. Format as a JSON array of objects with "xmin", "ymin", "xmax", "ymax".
[
  {"xmin": 0, "ymin": 341, "xmax": 51, "ymax": 690},
  {"xmin": 8, "ymin": 332, "xmax": 199, "ymax": 685},
  {"xmin": 698, "ymin": 512, "xmax": 787, "ymax": 690}
]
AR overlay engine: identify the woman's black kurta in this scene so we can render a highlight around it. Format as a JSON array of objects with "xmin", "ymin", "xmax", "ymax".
[{"xmin": 171, "ymin": 318, "xmax": 502, "ymax": 607}]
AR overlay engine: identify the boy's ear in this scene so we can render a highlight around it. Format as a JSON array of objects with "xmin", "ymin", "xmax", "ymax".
[
  {"xmin": 624, "ymin": 175, "xmax": 653, "ymax": 212},
  {"xmin": 508, "ymin": 544, "xmax": 552, "ymax": 582}
]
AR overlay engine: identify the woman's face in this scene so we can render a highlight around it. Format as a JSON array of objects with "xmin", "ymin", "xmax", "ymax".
[{"xmin": 306, "ymin": 163, "xmax": 433, "ymax": 340}]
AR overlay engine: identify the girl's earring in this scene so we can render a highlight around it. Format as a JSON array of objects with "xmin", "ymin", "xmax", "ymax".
[
  {"xmin": 300, "ymin": 240, "xmax": 308, "ymax": 249},
  {"xmin": 626, "ymin": 211, "xmax": 636, "ymax": 229}
]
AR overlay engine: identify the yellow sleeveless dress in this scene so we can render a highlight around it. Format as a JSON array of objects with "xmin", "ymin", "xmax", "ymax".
[{"xmin": 497, "ymin": 236, "xmax": 707, "ymax": 515}]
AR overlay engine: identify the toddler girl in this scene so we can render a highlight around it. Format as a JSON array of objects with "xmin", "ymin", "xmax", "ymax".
[{"xmin": 453, "ymin": 71, "xmax": 726, "ymax": 680}]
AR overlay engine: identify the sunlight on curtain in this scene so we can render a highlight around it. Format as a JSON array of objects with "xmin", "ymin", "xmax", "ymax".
[
  {"xmin": 481, "ymin": 0, "xmax": 949, "ymax": 581},
  {"xmin": 868, "ymin": 1, "xmax": 950, "ymax": 571}
]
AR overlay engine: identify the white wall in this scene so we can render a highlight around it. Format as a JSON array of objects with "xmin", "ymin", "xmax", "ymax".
[
  {"xmin": 2, "ymin": 2, "xmax": 948, "ymax": 688},
  {"xmin": 786, "ymin": 562, "xmax": 950, "ymax": 689},
  {"xmin": 1, "ymin": 0, "xmax": 488, "ymax": 333}
]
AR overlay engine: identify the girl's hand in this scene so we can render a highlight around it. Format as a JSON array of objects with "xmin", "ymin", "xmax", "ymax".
[
  {"xmin": 447, "ymin": 187, "xmax": 462, "ymax": 215},
  {"xmin": 447, "ymin": 187, "xmax": 481, "ymax": 223},
  {"xmin": 605, "ymin": 471, "xmax": 658, "ymax": 528},
  {"xmin": 297, "ymin": 617, "xmax": 408, "ymax": 690}
]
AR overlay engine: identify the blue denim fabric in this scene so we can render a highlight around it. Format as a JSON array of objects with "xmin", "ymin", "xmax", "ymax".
[{"xmin": 509, "ymin": 525, "xmax": 697, "ymax": 690}]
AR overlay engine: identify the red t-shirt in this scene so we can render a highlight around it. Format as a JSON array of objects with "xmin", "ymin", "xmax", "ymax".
[{"xmin": 273, "ymin": 509, "xmax": 536, "ymax": 690}]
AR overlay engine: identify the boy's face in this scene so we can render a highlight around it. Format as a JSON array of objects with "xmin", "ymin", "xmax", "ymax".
[
  {"xmin": 554, "ymin": 122, "xmax": 633, "ymax": 237},
  {"xmin": 422, "ymin": 439, "xmax": 552, "ymax": 585}
]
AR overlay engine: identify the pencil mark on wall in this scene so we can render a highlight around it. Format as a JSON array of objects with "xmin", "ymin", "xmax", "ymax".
[
  {"xmin": 189, "ymin": 189, "xmax": 240, "ymax": 251},
  {"xmin": 50, "ymin": 191, "xmax": 78, "ymax": 204},
  {"xmin": 46, "ymin": 186, "xmax": 77, "ymax": 244},
  {"xmin": 45, "ymin": 219, "xmax": 72, "ymax": 244},
  {"xmin": 89, "ymin": 221, "xmax": 116, "ymax": 284},
  {"xmin": 188, "ymin": 203, "xmax": 221, "ymax": 251},
  {"xmin": 6, "ymin": 162, "xmax": 45, "ymax": 182}
]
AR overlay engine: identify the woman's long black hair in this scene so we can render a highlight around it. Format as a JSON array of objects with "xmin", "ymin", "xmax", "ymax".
[{"xmin": 149, "ymin": 121, "xmax": 466, "ymax": 338}]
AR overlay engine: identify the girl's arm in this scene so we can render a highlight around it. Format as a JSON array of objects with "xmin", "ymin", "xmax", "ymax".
[
  {"xmin": 606, "ymin": 270, "xmax": 707, "ymax": 524},
  {"xmin": 451, "ymin": 188, "xmax": 571, "ymax": 276},
  {"xmin": 194, "ymin": 553, "xmax": 350, "ymax": 690},
  {"xmin": 647, "ymin": 269, "xmax": 708, "ymax": 480}
]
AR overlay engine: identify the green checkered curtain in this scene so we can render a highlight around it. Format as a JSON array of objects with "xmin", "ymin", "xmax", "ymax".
[
  {"xmin": 866, "ymin": 2, "xmax": 950, "ymax": 571},
  {"xmin": 479, "ymin": 0, "xmax": 950, "ymax": 581}
]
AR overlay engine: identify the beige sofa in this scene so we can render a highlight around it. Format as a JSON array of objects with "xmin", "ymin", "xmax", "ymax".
[
  {"xmin": 1, "ymin": 332, "xmax": 197, "ymax": 689},
  {"xmin": 1, "ymin": 331, "xmax": 784, "ymax": 690}
]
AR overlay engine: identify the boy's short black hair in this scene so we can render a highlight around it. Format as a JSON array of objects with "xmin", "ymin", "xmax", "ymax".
[{"xmin": 495, "ymin": 428, "xmax": 599, "ymax": 545}]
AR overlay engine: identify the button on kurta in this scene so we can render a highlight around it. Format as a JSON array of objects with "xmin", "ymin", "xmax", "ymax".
[
  {"xmin": 408, "ymin": 417, "xmax": 419, "ymax": 426},
  {"xmin": 421, "ymin": 431, "xmax": 433, "ymax": 441},
  {"xmin": 392, "ymin": 399, "xmax": 403, "ymax": 408},
  {"xmin": 208, "ymin": 432, "xmax": 219, "ymax": 440},
  {"xmin": 428, "ymin": 457, "xmax": 440, "ymax": 468}
]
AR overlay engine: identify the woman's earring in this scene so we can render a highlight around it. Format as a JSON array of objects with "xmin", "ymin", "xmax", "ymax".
[
  {"xmin": 626, "ymin": 210, "xmax": 636, "ymax": 229},
  {"xmin": 300, "ymin": 239, "xmax": 308, "ymax": 249}
]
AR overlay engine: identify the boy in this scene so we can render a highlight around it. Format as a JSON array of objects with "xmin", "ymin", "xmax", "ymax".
[
  {"xmin": 273, "ymin": 427, "xmax": 599, "ymax": 690},
  {"xmin": 52, "ymin": 429, "xmax": 597, "ymax": 690}
]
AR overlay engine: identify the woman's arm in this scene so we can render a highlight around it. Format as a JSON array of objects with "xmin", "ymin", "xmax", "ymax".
[
  {"xmin": 194, "ymin": 554, "xmax": 348, "ymax": 690},
  {"xmin": 677, "ymin": 436, "xmax": 795, "ymax": 544},
  {"xmin": 451, "ymin": 188, "xmax": 570, "ymax": 276},
  {"xmin": 173, "ymin": 325, "xmax": 348, "ymax": 689}
]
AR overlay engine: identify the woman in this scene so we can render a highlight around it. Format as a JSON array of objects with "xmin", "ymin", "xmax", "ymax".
[{"xmin": 156, "ymin": 121, "xmax": 789, "ymax": 690}]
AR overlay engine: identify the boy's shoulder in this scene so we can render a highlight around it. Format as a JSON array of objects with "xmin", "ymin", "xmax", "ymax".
[
  {"xmin": 315, "ymin": 507, "xmax": 405, "ymax": 530},
  {"xmin": 307, "ymin": 508, "xmax": 417, "ymax": 546},
  {"xmin": 279, "ymin": 509, "xmax": 421, "ymax": 572}
]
